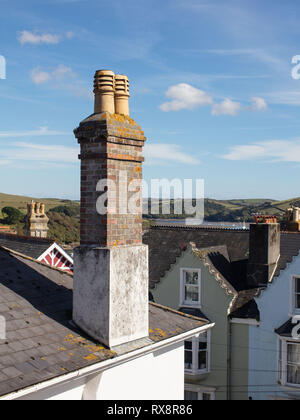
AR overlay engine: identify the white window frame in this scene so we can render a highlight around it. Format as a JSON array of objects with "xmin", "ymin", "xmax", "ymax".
[
  {"xmin": 180, "ymin": 268, "xmax": 201, "ymax": 307},
  {"xmin": 278, "ymin": 337, "xmax": 300, "ymax": 388},
  {"xmin": 184, "ymin": 330, "xmax": 211, "ymax": 375},
  {"xmin": 291, "ymin": 276, "xmax": 300, "ymax": 315},
  {"xmin": 184, "ymin": 384, "xmax": 215, "ymax": 400}
]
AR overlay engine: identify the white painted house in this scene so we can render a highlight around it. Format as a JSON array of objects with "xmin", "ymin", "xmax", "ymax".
[{"xmin": 248, "ymin": 233, "xmax": 300, "ymax": 400}]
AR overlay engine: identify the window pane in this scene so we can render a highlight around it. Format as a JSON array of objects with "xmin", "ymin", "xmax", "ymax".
[
  {"xmin": 185, "ymin": 350, "xmax": 193, "ymax": 370},
  {"xmin": 296, "ymin": 294, "xmax": 300, "ymax": 309},
  {"xmin": 287, "ymin": 343, "xmax": 300, "ymax": 364},
  {"xmin": 287, "ymin": 364, "xmax": 300, "ymax": 384},
  {"xmin": 185, "ymin": 271, "xmax": 198, "ymax": 285},
  {"xmin": 199, "ymin": 341, "xmax": 207, "ymax": 351},
  {"xmin": 296, "ymin": 278, "xmax": 300, "ymax": 293},
  {"xmin": 184, "ymin": 391, "xmax": 198, "ymax": 400},
  {"xmin": 185, "ymin": 341, "xmax": 192, "ymax": 350},
  {"xmin": 185, "ymin": 285, "xmax": 199, "ymax": 302},
  {"xmin": 198, "ymin": 350, "xmax": 207, "ymax": 370},
  {"xmin": 202, "ymin": 393, "xmax": 211, "ymax": 400}
]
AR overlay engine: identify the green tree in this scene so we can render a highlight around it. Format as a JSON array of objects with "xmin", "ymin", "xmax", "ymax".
[{"xmin": 2, "ymin": 206, "xmax": 24, "ymax": 224}]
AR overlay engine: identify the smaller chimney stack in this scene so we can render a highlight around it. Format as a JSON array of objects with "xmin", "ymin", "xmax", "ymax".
[
  {"xmin": 24, "ymin": 201, "xmax": 49, "ymax": 238},
  {"xmin": 286, "ymin": 207, "xmax": 300, "ymax": 231},
  {"xmin": 114, "ymin": 74, "xmax": 130, "ymax": 116},
  {"xmin": 93, "ymin": 70, "xmax": 115, "ymax": 114},
  {"xmin": 247, "ymin": 215, "xmax": 280, "ymax": 288}
]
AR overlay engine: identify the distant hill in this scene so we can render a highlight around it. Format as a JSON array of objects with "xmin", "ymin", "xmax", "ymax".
[
  {"xmin": 0, "ymin": 192, "xmax": 79, "ymax": 219},
  {"xmin": 0, "ymin": 192, "xmax": 299, "ymax": 243}
]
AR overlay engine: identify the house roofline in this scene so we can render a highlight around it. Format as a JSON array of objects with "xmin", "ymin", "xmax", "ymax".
[{"xmin": 0, "ymin": 321, "xmax": 214, "ymax": 401}]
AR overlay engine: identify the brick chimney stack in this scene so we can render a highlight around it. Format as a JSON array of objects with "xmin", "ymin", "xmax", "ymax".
[
  {"xmin": 247, "ymin": 215, "xmax": 280, "ymax": 288},
  {"xmin": 73, "ymin": 70, "xmax": 149, "ymax": 348},
  {"xmin": 24, "ymin": 201, "xmax": 49, "ymax": 238}
]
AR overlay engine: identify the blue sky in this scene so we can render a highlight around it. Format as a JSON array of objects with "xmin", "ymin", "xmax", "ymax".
[{"xmin": 1, "ymin": 0, "xmax": 300, "ymax": 200}]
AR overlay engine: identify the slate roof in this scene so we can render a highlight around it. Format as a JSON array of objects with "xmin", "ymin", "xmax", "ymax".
[
  {"xmin": 143, "ymin": 226, "xmax": 250, "ymax": 289},
  {"xmin": 144, "ymin": 226, "xmax": 300, "ymax": 289},
  {"xmin": 143, "ymin": 226, "xmax": 300, "ymax": 319},
  {"xmin": 0, "ymin": 233, "xmax": 53, "ymax": 260},
  {"xmin": 0, "ymin": 247, "xmax": 209, "ymax": 398}
]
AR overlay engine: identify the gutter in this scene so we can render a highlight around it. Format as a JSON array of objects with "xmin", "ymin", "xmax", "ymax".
[{"xmin": 0, "ymin": 322, "xmax": 214, "ymax": 400}]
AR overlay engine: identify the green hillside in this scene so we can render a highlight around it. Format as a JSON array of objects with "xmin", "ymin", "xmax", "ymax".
[{"xmin": 0, "ymin": 192, "xmax": 299, "ymax": 244}]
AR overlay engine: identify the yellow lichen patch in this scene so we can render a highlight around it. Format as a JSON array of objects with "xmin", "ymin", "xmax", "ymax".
[
  {"xmin": 58, "ymin": 347, "xmax": 67, "ymax": 351},
  {"xmin": 64, "ymin": 334, "xmax": 86, "ymax": 346},
  {"xmin": 84, "ymin": 354, "xmax": 99, "ymax": 362},
  {"xmin": 154, "ymin": 328, "xmax": 167, "ymax": 338}
]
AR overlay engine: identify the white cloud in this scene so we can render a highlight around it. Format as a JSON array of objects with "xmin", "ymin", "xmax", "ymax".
[
  {"xmin": 65, "ymin": 31, "xmax": 75, "ymax": 39},
  {"xmin": 31, "ymin": 65, "xmax": 75, "ymax": 85},
  {"xmin": 159, "ymin": 83, "xmax": 213, "ymax": 112},
  {"xmin": 212, "ymin": 98, "xmax": 241, "ymax": 116},
  {"xmin": 18, "ymin": 31, "xmax": 61, "ymax": 45},
  {"xmin": 0, "ymin": 142, "xmax": 78, "ymax": 164},
  {"xmin": 0, "ymin": 127, "xmax": 68, "ymax": 138},
  {"xmin": 250, "ymin": 96, "xmax": 267, "ymax": 111},
  {"xmin": 30, "ymin": 65, "xmax": 91, "ymax": 98},
  {"xmin": 31, "ymin": 69, "xmax": 52, "ymax": 85},
  {"xmin": 159, "ymin": 83, "xmax": 265, "ymax": 116},
  {"xmin": 222, "ymin": 139, "xmax": 300, "ymax": 162},
  {"xmin": 144, "ymin": 143, "xmax": 200, "ymax": 165}
]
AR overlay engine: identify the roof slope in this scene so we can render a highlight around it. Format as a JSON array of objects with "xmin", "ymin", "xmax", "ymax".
[
  {"xmin": 144, "ymin": 226, "xmax": 300, "ymax": 319},
  {"xmin": 144, "ymin": 226, "xmax": 300, "ymax": 289},
  {"xmin": 143, "ymin": 226, "xmax": 250, "ymax": 289},
  {"xmin": 0, "ymin": 248, "xmax": 208, "ymax": 398},
  {"xmin": 0, "ymin": 233, "xmax": 53, "ymax": 260}
]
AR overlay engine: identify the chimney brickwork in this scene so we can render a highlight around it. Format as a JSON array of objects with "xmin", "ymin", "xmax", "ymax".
[
  {"xmin": 74, "ymin": 112, "xmax": 146, "ymax": 247},
  {"xmin": 73, "ymin": 70, "xmax": 149, "ymax": 348},
  {"xmin": 24, "ymin": 201, "xmax": 49, "ymax": 238},
  {"xmin": 247, "ymin": 222, "xmax": 280, "ymax": 288}
]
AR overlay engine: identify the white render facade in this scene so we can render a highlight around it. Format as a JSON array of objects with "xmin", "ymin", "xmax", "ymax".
[{"xmin": 248, "ymin": 253, "xmax": 300, "ymax": 400}]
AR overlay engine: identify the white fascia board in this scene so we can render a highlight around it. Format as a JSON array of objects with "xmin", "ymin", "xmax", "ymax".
[{"xmin": 1, "ymin": 322, "xmax": 214, "ymax": 400}]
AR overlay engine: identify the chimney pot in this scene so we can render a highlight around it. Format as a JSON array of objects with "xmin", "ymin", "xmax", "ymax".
[
  {"xmin": 114, "ymin": 74, "xmax": 130, "ymax": 116},
  {"xmin": 94, "ymin": 70, "xmax": 115, "ymax": 114}
]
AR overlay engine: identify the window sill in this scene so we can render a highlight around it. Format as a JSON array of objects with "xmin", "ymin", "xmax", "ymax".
[
  {"xmin": 185, "ymin": 369, "xmax": 210, "ymax": 376},
  {"xmin": 279, "ymin": 382, "xmax": 300, "ymax": 389}
]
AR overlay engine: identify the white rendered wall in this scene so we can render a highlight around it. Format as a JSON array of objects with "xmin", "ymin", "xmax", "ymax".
[
  {"xmin": 249, "ymin": 253, "xmax": 300, "ymax": 400},
  {"xmin": 97, "ymin": 343, "xmax": 184, "ymax": 400},
  {"xmin": 15, "ymin": 342, "xmax": 184, "ymax": 400}
]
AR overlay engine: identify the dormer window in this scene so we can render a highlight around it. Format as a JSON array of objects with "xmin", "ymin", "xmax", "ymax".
[{"xmin": 180, "ymin": 268, "xmax": 201, "ymax": 307}]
